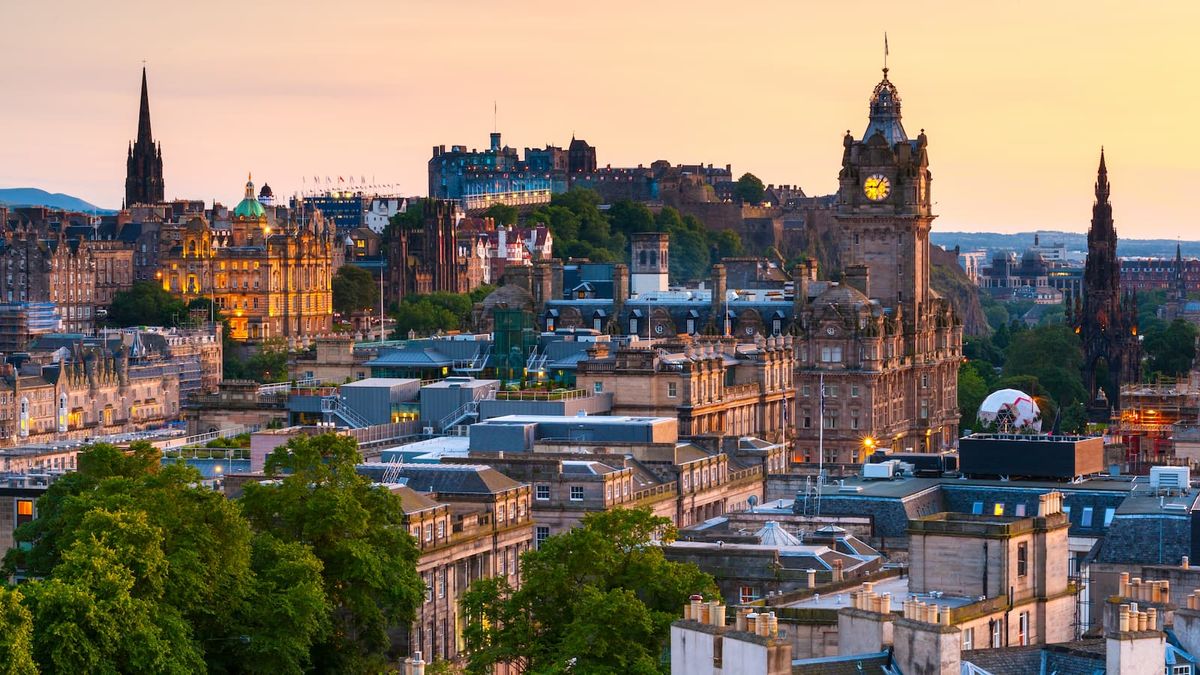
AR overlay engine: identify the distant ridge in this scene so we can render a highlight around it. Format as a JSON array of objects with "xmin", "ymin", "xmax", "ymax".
[
  {"xmin": 0, "ymin": 187, "xmax": 113, "ymax": 213},
  {"xmin": 931, "ymin": 230, "xmax": 1200, "ymax": 259}
]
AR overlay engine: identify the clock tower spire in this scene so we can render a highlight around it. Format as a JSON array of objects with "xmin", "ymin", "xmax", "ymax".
[{"xmin": 835, "ymin": 66, "xmax": 933, "ymax": 319}]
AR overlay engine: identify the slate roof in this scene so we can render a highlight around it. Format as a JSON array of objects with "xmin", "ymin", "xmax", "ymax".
[
  {"xmin": 961, "ymin": 640, "xmax": 1106, "ymax": 675},
  {"xmin": 791, "ymin": 649, "xmax": 895, "ymax": 674},
  {"xmin": 359, "ymin": 463, "xmax": 524, "ymax": 496}
]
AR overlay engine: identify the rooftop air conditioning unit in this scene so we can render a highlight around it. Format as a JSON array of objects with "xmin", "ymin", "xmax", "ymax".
[
  {"xmin": 863, "ymin": 460, "xmax": 898, "ymax": 480},
  {"xmin": 1150, "ymin": 466, "xmax": 1190, "ymax": 492},
  {"xmin": 422, "ymin": 427, "xmax": 434, "ymax": 435}
]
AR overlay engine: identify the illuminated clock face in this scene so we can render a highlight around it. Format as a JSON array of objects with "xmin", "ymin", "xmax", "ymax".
[{"xmin": 863, "ymin": 174, "xmax": 891, "ymax": 201}]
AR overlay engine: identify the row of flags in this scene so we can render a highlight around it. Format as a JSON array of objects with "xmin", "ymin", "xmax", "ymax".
[{"xmin": 303, "ymin": 176, "xmax": 370, "ymax": 185}]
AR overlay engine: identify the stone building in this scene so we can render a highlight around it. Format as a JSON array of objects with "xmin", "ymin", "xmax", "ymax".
[
  {"xmin": 575, "ymin": 336, "xmax": 795, "ymax": 444},
  {"xmin": 0, "ymin": 349, "xmax": 179, "ymax": 446},
  {"xmin": 386, "ymin": 199, "xmax": 484, "ymax": 305},
  {"xmin": 0, "ymin": 228, "xmax": 97, "ymax": 334},
  {"xmin": 368, "ymin": 464, "xmax": 533, "ymax": 663},
  {"xmin": 158, "ymin": 177, "xmax": 336, "ymax": 343}
]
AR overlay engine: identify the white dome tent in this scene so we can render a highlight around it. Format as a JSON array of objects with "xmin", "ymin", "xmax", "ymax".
[{"xmin": 977, "ymin": 388, "xmax": 1042, "ymax": 433}]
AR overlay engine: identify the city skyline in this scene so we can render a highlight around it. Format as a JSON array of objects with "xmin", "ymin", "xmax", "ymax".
[{"xmin": 1, "ymin": 1, "xmax": 1196, "ymax": 237}]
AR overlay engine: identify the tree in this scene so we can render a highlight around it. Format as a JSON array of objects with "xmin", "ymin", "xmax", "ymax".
[
  {"xmin": 482, "ymin": 203, "xmax": 518, "ymax": 227},
  {"xmin": 1144, "ymin": 318, "xmax": 1197, "ymax": 378},
  {"xmin": 107, "ymin": 281, "xmax": 188, "ymax": 328},
  {"xmin": 332, "ymin": 265, "xmax": 380, "ymax": 316},
  {"xmin": 240, "ymin": 338, "xmax": 289, "ymax": 383},
  {"xmin": 0, "ymin": 587, "xmax": 36, "ymax": 675},
  {"xmin": 606, "ymin": 200, "xmax": 656, "ymax": 239},
  {"xmin": 733, "ymin": 173, "xmax": 765, "ymax": 204},
  {"xmin": 957, "ymin": 361, "xmax": 989, "ymax": 431},
  {"xmin": 712, "ymin": 229, "xmax": 744, "ymax": 260},
  {"xmin": 5, "ymin": 442, "xmax": 329, "ymax": 674},
  {"xmin": 239, "ymin": 434, "xmax": 423, "ymax": 672},
  {"xmin": 1003, "ymin": 325, "xmax": 1087, "ymax": 408},
  {"xmin": 460, "ymin": 508, "xmax": 717, "ymax": 674}
]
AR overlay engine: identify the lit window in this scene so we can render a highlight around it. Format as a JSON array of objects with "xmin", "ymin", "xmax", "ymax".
[{"xmin": 993, "ymin": 503, "xmax": 1004, "ymax": 516}]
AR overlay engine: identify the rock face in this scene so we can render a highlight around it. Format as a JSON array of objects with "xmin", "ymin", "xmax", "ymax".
[{"xmin": 929, "ymin": 245, "xmax": 989, "ymax": 337}]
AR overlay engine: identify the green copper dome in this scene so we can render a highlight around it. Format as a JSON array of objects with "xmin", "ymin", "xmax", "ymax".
[{"xmin": 234, "ymin": 173, "xmax": 267, "ymax": 220}]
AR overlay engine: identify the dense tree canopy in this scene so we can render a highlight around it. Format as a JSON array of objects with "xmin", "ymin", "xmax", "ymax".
[
  {"xmin": 460, "ymin": 508, "xmax": 717, "ymax": 674},
  {"xmin": 332, "ymin": 265, "xmax": 380, "ymax": 316},
  {"xmin": 1, "ymin": 434, "xmax": 422, "ymax": 672},
  {"xmin": 389, "ymin": 286, "xmax": 495, "ymax": 338},
  {"xmin": 3, "ymin": 442, "xmax": 330, "ymax": 673},
  {"xmin": 1143, "ymin": 318, "xmax": 1197, "ymax": 378},
  {"xmin": 1003, "ymin": 324, "xmax": 1088, "ymax": 410},
  {"xmin": 240, "ymin": 433, "xmax": 424, "ymax": 672},
  {"xmin": 482, "ymin": 203, "xmax": 519, "ymax": 226},
  {"xmin": 733, "ymin": 172, "xmax": 765, "ymax": 204},
  {"xmin": 106, "ymin": 281, "xmax": 188, "ymax": 328}
]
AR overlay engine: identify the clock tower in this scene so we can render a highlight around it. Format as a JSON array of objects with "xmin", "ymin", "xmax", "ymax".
[{"xmin": 835, "ymin": 66, "xmax": 933, "ymax": 319}]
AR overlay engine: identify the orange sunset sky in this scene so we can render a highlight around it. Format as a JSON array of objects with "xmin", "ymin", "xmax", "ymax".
[{"xmin": 1, "ymin": 1, "xmax": 1195, "ymax": 238}]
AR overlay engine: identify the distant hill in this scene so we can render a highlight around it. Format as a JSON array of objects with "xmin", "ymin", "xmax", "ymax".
[
  {"xmin": 931, "ymin": 230, "xmax": 1200, "ymax": 260},
  {"xmin": 0, "ymin": 187, "xmax": 112, "ymax": 213}
]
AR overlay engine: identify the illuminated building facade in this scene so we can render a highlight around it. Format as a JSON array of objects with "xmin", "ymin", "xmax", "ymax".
[{"xmin": 158, "ymin": 177, "xmax": 336, "ymax": 343}]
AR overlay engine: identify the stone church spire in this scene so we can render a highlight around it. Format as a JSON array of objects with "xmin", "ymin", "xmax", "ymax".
[
  {"xmin": 1078, "ymin": 148, "xmax": 1140, "ymax": 418},
  {"xmin": 125, "ymin": 66, "xmax": 165, "ymax": 206},
  {"xmin": 137, "ymin": 66, "xmax": 153, "ymax": 146}
]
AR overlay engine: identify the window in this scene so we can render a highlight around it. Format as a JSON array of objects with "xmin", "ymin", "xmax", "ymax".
[
  {"xmin": 536, "ymin": 525, "xmax": 550, "ymax": 549},
  {"xmin": 436, "ymin": 520, "xmax": 445, "ymax": 539},
  {"xmin": 624, "ymin": 481, "xmax": 630, "ymax": 497},
  {"xmin": 1017, "ymin": 542, "xmax": 1028, "ymax": 577},
  {"xmin": 851, "ymin": 415, "xmax": 860, "ymax": 430},
  {"xmin": 1018, "ymin": 611, "xmax": 1029, "ymax": 646},
  {"xmin": 497, "ymin": 505, "xmax": 506, "ymax": 523},
  {"xmin": 535, "ymin": 484, "xmax": 550, "ymax": 501},
  {"xmin": 920, "ymin": 400, "xmax": 929, "ymax": 419},
  {"xmin": 851, "ymin": 385, "xmax": 860, "ymax": 397},
  {"xmin": 739, "ymin": 586, "xmax": 757, "ymax": 604},
  {"xmin": 424, "ymin": 575, "xmax": 433, "ymax": 602},
  {"xmin": 682, "ymin": 474, "xmax": 690, "ymax": 491},
  {"xmin": 993, "ymin": 503, "xmax": 1005, "ymax": 516},
  {"xmin": 425, "ymin": 523, "xmax": 433, "ymax": 542},
  {"xmin": 570, "ymin": 486, "xmax": 584, "ymax": 501},
  {"xmin": 15, "ymin": 499, "xmax": 34, "ymax": 527},
  {"xmin": 667, "ymin": 382, "xmax": 678, "ymax": 398},
  {"xmin": 437, "ymin": 570, "xmax": 446, "ymax": 599},
  {"xmin": 962, "ymin": 627, "xmax": 974, "ymax": 651},
  {"xmin": 1171, "ymin": 665, "xmax": 1191, "ymax": 675},
  {"xmin": 991, "ymin": 619, "xmax": 1002, "ymax": 648},
  {"xmin": 921, "ymin": 373, "xmax": 929, "ymax": 388},
  {"xmin": 593, "ymin": 381, "xmax": 603, "ymax": 393},
  {"xmin": 1081, "ymin": 507, "xmax": 1094, "ymax": 527},
  {"xmin": 1104, "ymin": 507, "xmax": 1116, "ymax": 527},
  {"xmin": 1015, "ymin": 504, "xmax": 1026, "ymax": 517},
  {"xmin": 826, "ymin": 385, "xmax": 839, "ymax": 397},
  {"xmin": 820, "ymin": 346, "xmax": 843, "ymax": 363},
  {"xmin": 802, "ymin": 385, "xmax": 811, "ymax": 396}
]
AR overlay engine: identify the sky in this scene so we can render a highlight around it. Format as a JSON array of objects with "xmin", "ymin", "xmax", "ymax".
[{"xmin": 1, "ymin": 1, "xmax": 1196, "ymax": 237}]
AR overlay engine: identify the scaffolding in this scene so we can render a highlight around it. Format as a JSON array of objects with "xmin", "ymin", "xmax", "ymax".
[{"xmin": 1114, "ymin": 375, "xmax": 1200, "ymax": 467}]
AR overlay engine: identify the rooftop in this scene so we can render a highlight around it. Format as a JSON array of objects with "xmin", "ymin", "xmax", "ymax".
[{"xmin": 782, "ymin": 575, "xmax": 977, "ymax": 612}]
